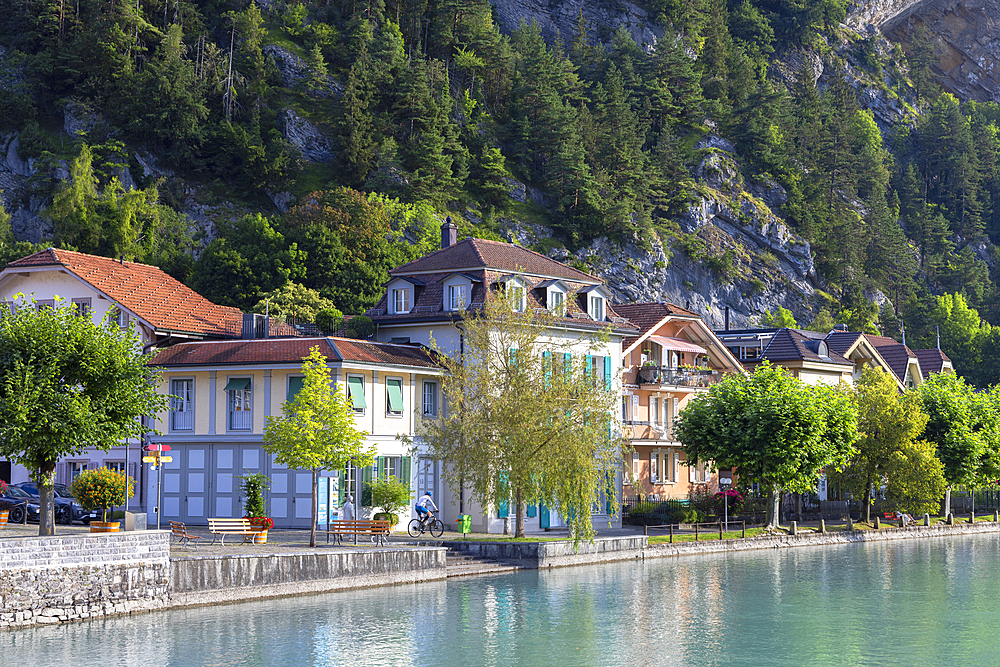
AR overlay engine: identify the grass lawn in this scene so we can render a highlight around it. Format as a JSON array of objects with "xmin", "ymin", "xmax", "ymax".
[{"xmin": 647, "ymin": 527, "xmax": 769, "ymax": 544}]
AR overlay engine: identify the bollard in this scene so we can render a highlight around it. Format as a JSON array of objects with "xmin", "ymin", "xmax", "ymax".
[
  {"xmin": 695, "ymin": 523, "xmax": 699, "ymax": 541},
  {"xmin": 847, "ymin": 516, "xmax": 853, "ymax": 531},
  {"xmin": 670, "ymin": 524, "xmax": 674, "ymax": 543},
  {"xmin": 819, "ymin": 519, "xmax": 826, "ymax": 534},
  {"xmin": 947, "ymin": 513, "xmax": 954, "ymax": 525},
  {"xmin": 790, "ymin": 521, "xmax": 797, "ymax": 535},
  {"xmin": 874, "ymin": 516, "xmax": 880, "ymax": 529},
  {"xmin": 994, "ymin": 510, "xmax": 999, "ymax": 523},
  {"xmin": 644, "ymin": 525, "xmax": 648, "ymax": 536},
  {"xmin": 970, "ymin": 511, "xmax": 976, "ymax": 524},
  {"xmin": 924, "ymin": 513, "xmax": 930, "ymax": 526},
  {"xmin": 899, "ymin": 517, "xmax": 905, "ymax": 528},
  {"xmin": 719, "ymin": 523, "xmax": 724, "ymax": 540}
]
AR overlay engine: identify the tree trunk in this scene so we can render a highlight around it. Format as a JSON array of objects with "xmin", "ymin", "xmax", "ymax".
[
  {"xmin": 765, "ymin": 484, "xmax": 781, "ymax": 527},
  {"xmin": 309, "ymin": 467, "xmax": 318, "ymax": 548},
  {"xmin": 37, "ymin": 464, "xmax": 56, "ymax": 536},
  {"xmin": 794, "ymin": 493, "xmax": 803, "ymax": 522},
  {"xmin": 942, "ymin": 485, "xmax": 952, "ymax": 517},
  {"xmin": 862, "ymin": 484, "xmax": 873, "ymax": 524},
  {"xmin": 515, "ymin": 486, "xmax": 524, "ymax": 538}
]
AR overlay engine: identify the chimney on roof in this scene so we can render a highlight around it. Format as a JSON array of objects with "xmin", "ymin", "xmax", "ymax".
[
  {"xmin": 441, "ymin": 216, "xmax": 457, "ymax": 249},
  {"xmin": 833, "ymin": 323, "xmax": 848, "ymax": 332},
  {"xmin": 724, "ymin": 306, "xmax": 730, "ymax": 331}
]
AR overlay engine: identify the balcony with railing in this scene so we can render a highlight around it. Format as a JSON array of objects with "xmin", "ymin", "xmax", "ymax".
[
  {"xmin": 229, "ymin": 408, "xmax": 252, "ymax": 431},
  {"xmin": 636, "ymin": 366, "xmax": 719, "ymax": 389},
  {"xmin": 624, "ymin": 420, "xmax": 675, "ymax": 441},
  {"xmin": 171, "ymin": 409, "xmax": 194, "ymax": 431}
]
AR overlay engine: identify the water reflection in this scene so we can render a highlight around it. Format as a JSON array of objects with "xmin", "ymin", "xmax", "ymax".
[{"xmin": 5, "ymin": 534, "xmax": 1000, "ymax": 666}]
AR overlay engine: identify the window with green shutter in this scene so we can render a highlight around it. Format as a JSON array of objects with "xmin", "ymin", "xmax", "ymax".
[
  {"xmin": 400, "ymin": 456, "xmax": 411, "ymax": 491},
  {"xmin": 347, "ymin": 376, "xmax": 366, "ymax": 412},
  {"xmin": 386, "ymin": 378, "xmax": 403, "ymax": 415}
]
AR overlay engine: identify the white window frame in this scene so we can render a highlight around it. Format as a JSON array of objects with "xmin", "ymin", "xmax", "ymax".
[
  {"xmin": 649, "ymin": 452, "xmax": 658, "ymax": 485},
  {"xmin": 509, "ymin": 284, "xmax": 526, "ymax": 313},
  {"xmin": 422, "ymin": 380, "xmax": 438, "ymax": 417},
  {"xmin": 170, "ymin": 378, "xmax": 195, "ymax": 432},
  {"xmin": 226, "ymin": 377, "xmax": 253, "ymax": 432},
  {"xmin": 385, "ymin": 376, "xmax": 404, "ymax": 417},
  {"xmin": 548, "ymin": 289, "xmax": 565, "ymax": 314},
  {"xmin": 392, "ymin": 288, "xmax": 410, "ymax": 314},
  {"xmin": 589, "ymin": 294, "xmax": 605, "ymax": 321},
  {"xmin": 347, "ymin": 374, "xmax": 366, "ymax": 415},
  {"xmin": 447, "ymin": 284, "xmax": 469, "ymax": 311},
  {"xmin": 71, "ymin": 297, "xmax": 92, "ymax": 317},
  {"xmin": 650, "ymin": 397, "xmax": 659, "ymax": 427}
]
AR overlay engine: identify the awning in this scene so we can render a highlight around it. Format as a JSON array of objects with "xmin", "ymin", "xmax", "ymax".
[
  {"xmin": 647, "ymin": 335, "xmax": 707, "ymax": 355},
  {"xmin": 224, "ymin": 378, "xmax": 250, "ymax": 391},
  {"xmin": 347, "ymin": 376, "xmax": 367, "ymax": 409},
  {"xmin": 387, "ymin": 379, "xmax": 403, "ymax": 412},
  {"xmin": 287, "ymin": 376, "xmax": 304, "ymax": 403}
]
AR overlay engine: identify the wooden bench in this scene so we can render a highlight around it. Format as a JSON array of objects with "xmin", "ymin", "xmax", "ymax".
[
  {"xmin": 207, "ymin": 517, "xmax": 256, "ymax": 546},
  {"xmin": 326, "ymin": 519, "xmax": 391, "ymax": 546},
  {"xmin": 170, "ymin": 521, "xmax": 201, "ymax": 550}
]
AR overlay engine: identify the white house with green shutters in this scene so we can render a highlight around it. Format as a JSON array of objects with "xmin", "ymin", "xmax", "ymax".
[
  {"xmin": 366, "ymin": 223, "xmax": 635, "ymax": 533},
  {"xmin": 148, "ymin": 336, "xmax": 443, "ymax": 530}
]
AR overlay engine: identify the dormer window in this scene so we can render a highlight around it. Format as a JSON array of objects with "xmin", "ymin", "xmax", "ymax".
[
  {"xmin": 589, "ymin": 295, "xmax": 605, "ymax": 321},
  {"xmin": 448, "ymin": 284, "xmax": 468, "ymax": 311},
  {"xmin": 549, "ymin": 290, "xmax": 565, "ymax": 315},
  {"xmin": 818, "ymin": 341, "xmax": 828, "ymax": 357},
  {"xmin": 510, "ymin": 285, "xmax": 525, "ymax": 313},
  {"xmin": 392, "ymin": 288, "xmax": 410, "ymax": 314}
]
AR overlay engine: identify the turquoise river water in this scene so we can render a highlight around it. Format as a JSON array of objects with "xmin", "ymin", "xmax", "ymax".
[{"xmin": 5, "ymin": 533, "xmax": 1000, "ymax": 666}]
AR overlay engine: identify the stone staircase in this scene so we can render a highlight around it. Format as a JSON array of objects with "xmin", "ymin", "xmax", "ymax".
[{"xmin": 445, "ymin": 546, "xmax": 522, "ymax": 578}]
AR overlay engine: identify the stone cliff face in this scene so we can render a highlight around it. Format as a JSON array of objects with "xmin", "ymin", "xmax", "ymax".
[
  {"xmin": 491, "ymin": 0, "xmax": 663, "ymax": 51},
  {"xmin": 881, "ymin": 0, "xmax": 1000, "ymax": 102}
]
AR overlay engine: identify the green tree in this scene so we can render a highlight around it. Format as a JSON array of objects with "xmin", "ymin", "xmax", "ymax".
[
  {"xmin": 264, "ymin": 346, "xmax": 374, "ymax": 547},
  {"xmin": 675, "ymin": 363, "xmax": 857, "ymax": 527},
  {"xmin": 0, "ymin": 296, "xmax": 166, "ymax": 536},
  {"xmin": 251, "ymin": 282, "xmax": 341, "ymax": 323},
  {"xmin": 918, "ymin": 372, "xmax": 997, "ymax": 515},
  {"xmin": 828, "ymin": 367, "xmax": 934, "ymax": 522},
  {"xmin": 193, "ymin": 214, "xmax": 305, "ymax": 311},
  {"xmin": 761, "ymin": 306, "xmax": 798, "ymax": 328},
  {"xmin": 928, "ymin": 293, "xmax": 986, "ymax": 379},
  {"xmin": 416, "ymin": 294, "xmax": 623, "ymax": 540}
]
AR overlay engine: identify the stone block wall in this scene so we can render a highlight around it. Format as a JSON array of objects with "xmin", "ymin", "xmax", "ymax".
[
  {"xmin": 170, "ymin": 547, "xmax": 447, "ymax": 607},
  {"xmin": 0, "ymin": 531, "xmax": 170, "ymax": 630}
]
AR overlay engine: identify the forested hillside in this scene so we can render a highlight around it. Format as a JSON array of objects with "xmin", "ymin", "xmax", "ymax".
[{"xmin": 1, "ymin": 0, "xmax": 1000, "ymax": 383}]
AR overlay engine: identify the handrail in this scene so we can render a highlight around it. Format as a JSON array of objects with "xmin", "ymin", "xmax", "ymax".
[{"xmin": 642, "ymin": 520, "xmax": 746, "ymax": 542}]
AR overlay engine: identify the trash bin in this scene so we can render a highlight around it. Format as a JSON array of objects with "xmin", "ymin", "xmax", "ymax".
[{"xmin": 458, "ymin": 514, "xmax": 472, "ymax": 534}]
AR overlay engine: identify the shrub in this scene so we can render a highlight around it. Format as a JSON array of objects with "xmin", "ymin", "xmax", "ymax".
[
  {"xmin": 367, "ymin": 476, "xmax": 411, "ymax": 524},
  {"xmin": 71, "ymin": 468, "xmax": 134, "ymax": 523},
  {"xmin": 239, "ymin": 472, "xmax": 270, "ymax": 519}
]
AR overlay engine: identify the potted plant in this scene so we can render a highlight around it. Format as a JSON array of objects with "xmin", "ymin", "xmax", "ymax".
[
  {"xmin": 367, "ymin": 476, "xmax": 411, "ymax": 528},
  {"xmin": 239, "ymin": 472, "xmax": 271, "ymax": 544},
  {"xmin": 0, "ymin": 479, "xmax": 8, "ymax": 527},
  {"xmin": 71, "ymin": 468, "xmax": 134, "ymax": 532}
]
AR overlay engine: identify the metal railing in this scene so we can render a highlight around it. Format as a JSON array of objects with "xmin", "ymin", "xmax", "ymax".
[
  {"xmin": 636, "ymin": 366, "xmax": 718, "ymax": 388},
  {"xmin": 642, "ymin": 520, "xmax": 747, "ymax": 541},
  {"xmin": 171, "ymin": 410, "xmax": 194, "ymax": 431},
  {"xmin": 228, "ymin": 410, "xmax": 252, "ymax": 431}
]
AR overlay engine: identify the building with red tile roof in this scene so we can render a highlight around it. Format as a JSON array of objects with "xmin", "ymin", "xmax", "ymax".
[
  {"xmin": 613, "ymin": 302, "xmax": 744, "ymax": 501},
  {"xmin": 1, "ymin": 248, "xmax": 242, "ymax": 342},
  {"xmin": 149, "ymin": 336, "xmax": 443, "ymax": 530},
  {"xmin": 368, "ymin": 223, "xmax": 630, "ymax": 534},
  {"xmin": 914, "ymin": 348, "xmax": 954, "ymax": 378}
]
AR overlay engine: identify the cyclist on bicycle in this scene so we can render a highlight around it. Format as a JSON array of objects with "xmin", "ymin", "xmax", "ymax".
[{"xmin": 415, "ymin": 491, "xmax": 438, "ymax": 525}]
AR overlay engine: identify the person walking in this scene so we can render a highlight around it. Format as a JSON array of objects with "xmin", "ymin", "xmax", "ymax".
[{"xmin": 342, "ymin": 494, "xmax": 355, "ymax": 521}]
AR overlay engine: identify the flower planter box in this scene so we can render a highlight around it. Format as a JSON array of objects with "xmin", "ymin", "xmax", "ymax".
[{"xmin": 90, "ymin": 521, "xmax": 120, "ymax": 533}]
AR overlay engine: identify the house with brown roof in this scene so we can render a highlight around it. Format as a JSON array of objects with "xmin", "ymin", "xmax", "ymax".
[
  {"xmin": 914, "ymin": 348, "xmax": 954, "ymax": 378},
  {"xmin": 613, "ymin": 303, "xmax": 745, "ymax": 501},
  {"xmin": 148, "ymin": 337, "xmax": 443, "ymax": 530},
  {"xmin": 0, "ymin": 248, "xmax": 261, "ymax": 513},
  {"xmin": 367, "ymin": 221, "xmax": 636, "ymax": 533}
]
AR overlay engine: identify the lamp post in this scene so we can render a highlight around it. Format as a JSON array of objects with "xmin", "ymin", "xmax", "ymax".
[{"xmin": 719, "ymin": 473, "xmax": 732, "ymax": 533}]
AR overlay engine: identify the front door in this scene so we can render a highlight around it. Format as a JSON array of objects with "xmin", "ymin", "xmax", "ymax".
[{"xmin": 161, "ymin": 445, "xmax": 210, "ymax": 525}]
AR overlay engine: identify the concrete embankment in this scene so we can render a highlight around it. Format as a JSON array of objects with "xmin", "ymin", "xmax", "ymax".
[
  {"xmin": 444, "ymin": 535, "xmax": 647, "ymax": 568},
  {"xmin": 170, "ymin": 547, "xmax": 447, "ymax": 608},
  {"xmin": 643, "ymin": 520, "xmax": 1000, "ymax": 559}
]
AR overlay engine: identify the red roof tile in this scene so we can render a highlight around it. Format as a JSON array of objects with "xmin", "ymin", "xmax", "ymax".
[
  {"xmin": 149, "ymin": 337, "xmax": 439, "ymax": 369},
  {"xmin": 914, "ymin": 348, "xmax": 952, "ymax": 378},
  {"xmin": 614, "ymin": 302, "xmax": 702, "ymax": 348},
  {"xmin": 390, "ymin": 238, "xmax": 599, "ymax": 282},
  {"xmin": 7, "ymin": 248, "xmax": 241, "ymax": 337}
]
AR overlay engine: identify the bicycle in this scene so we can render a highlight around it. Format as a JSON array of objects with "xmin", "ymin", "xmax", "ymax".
[{"xmin": 408, "ymin": 510, "xmax": 444, "ymax": 537}]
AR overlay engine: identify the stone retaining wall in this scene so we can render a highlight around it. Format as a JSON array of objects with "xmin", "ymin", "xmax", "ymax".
[
  {"xmin": 169, "ymin": 547, "xmax": 447, "ymax": 608},
  {"xmin": 644, "ymin": 521, "xmax": 1000, "ymax": 559},
  {"xmin": 444, "ymin": 536, "xmax": 648, "ymax": 568},
  {"xmin": 0, "ymin": 531, "xmax": 170, "ymax": 630}
]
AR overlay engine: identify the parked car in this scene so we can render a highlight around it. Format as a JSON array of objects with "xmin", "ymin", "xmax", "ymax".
[
  {"xmin": 15, "ymin": 482, "xmax": 95, "ymax": 524},
  {"xmin": 0, "ymin": 485, "xmax": 40, "ymax": 524}
]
